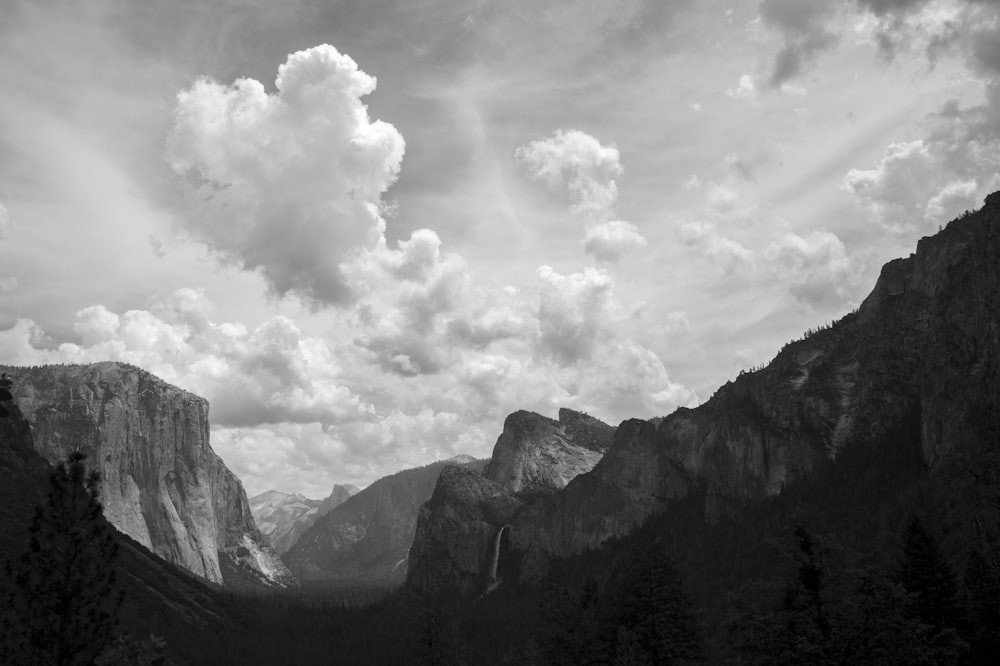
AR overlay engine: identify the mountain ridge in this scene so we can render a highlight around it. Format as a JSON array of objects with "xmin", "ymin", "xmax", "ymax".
[
  {"xmin": 250, "ymin": 484, "xmax": 359, "ymax": 555},
  {"xmin": 408, "ymin": 193, "xmax": 1000, "ymax": 596},
  {"xmin": 283, "ymin": 456, "xmax": 486, "ymax": 584}
]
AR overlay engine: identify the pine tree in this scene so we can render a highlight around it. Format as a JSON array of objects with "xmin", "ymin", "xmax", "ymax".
[
  {"xmin": 897, "ymin": 517, "xmax": 962, "ymax": 631},
  {"xmin": 611, "ymin": 537, "xmax": 703, "ymax": 665},
  {"xmin": 891, "ymin": 516, "xmax": 967, "ymax": 664},
  {"xmin": 963, "ymin": 548, "xmax": 1000, "ymax": 665},
  {"xmin": 1, "ymin": 451, "xmax": 123, "ymax": 666},
  {"xmin": 731, "ymin": 527, "xmax": 832, "ymax": 665},
  {"xmin": 409, "ymin": 598, "xmax": 465, "ymax": 666}
]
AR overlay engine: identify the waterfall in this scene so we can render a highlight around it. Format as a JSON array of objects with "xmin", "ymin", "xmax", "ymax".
[{"xmin": 484, "ymin": 525, "xmax": 508, "ymax": 594}]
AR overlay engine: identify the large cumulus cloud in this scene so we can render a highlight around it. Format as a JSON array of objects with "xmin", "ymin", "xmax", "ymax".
[
  {"xmin": 516, "ymin": 129, "xmax": 623, "ymax": 217},
  {"xmin": 166, "ymin": 44, "xmax": 405, "ymax": 307}
]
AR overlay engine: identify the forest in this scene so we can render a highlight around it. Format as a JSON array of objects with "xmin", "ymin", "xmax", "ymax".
[{"xmin": 3, "ymin": 398, "xmax": 998, "ymax": 665}]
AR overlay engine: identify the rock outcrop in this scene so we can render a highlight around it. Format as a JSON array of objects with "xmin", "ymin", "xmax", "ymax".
[
  {"xmin": 409, "ymin": 195, "xmax": 1000, "ymax": 596},
  {"xmin": 283, "ymin": 456, "xmax": 484, "ymax": 584},
  {"xmin": 250, "ymin": 484, "xmax": 358, "ymax": 555},
  {"xmin": 483, "ymin": 409, "xmax": 614, "ymax": 493},
  {"xmin": 0, "ymin": 362, "xmax": 293, "ymax": 587},
  {"xmin": 408, "ymin": 409, "xmax": 616, "ymax": 595}
]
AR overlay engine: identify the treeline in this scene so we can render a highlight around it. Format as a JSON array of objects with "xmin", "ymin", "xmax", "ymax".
[{"xmin": 5, "ymin": 402, "xmax": 999, "ymax": 664}]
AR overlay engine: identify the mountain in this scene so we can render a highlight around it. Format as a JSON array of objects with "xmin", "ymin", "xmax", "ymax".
[
  {"xmin": 283, "ymin": 456, "xmax": 485, "ymax": 584},
  {"xmin": 483, "ymin": 408, "xmax": 614, "ymax": 493},
  {"xmin": 0, "ymin": 402, "xmax": 249, "ymax": 663},
  {"xmin": 250, "ymin": 484, "xmax": 359, "ymax": 555},
  {"xmin": 408, "ymin": 194, "xmax": 1000, "ymax": 597},
  {"xmin": 408, "ymin": 408, "xmax": 615, "ymax": 594},
  {"xmin": 0, "ymin": 362, "xmax": 292, "ymax": 588}
]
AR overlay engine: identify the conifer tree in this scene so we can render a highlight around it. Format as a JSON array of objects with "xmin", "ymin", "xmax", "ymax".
[
  {"xmin": 408, "ymin": 595, "xmax": 465, "ymax": 666},
  {"xmin": 891, "ymin": 516, "xmax": 967, "ymax": 664},
  {"xmin": 964, "ymin": 547, "xmax": 1000, "ymax": 665},
  {"xmin": 897, "ymin": 517, "xmax": 962, "ymax": 631},
  {"xmin": 611, "ymin": 537, "xmax": 702, "ymax": 665},
  {"xmin": 1, "ymin": 451, "xmax": 123, "ymax": 666}
]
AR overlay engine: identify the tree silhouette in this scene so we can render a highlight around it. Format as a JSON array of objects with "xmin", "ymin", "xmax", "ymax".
[
  {"xmin": 2, "ymin": 451, "xmax": 123, "ymax": 665},
  {"xmin": 897, "ymin": 517, "xmax": 962, "ymax": 632}
]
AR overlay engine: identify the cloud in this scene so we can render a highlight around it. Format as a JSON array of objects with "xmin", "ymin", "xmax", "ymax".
[
  {"xmin": 352, "ymin": 229, "xmax": 471, "ymax": 375},
  {"xmin": 515, "ymin": 129, "xmax": 623, "ymax": 218},
  {"xmin": 925, "ymin": 179, "xmax": 980, "ymax": 220},
  {"xmin": 0, "ymin": 277, "xmax": 696, "ymax": 491},
  {"xmin": 536, "ymin": 265, "xmax": 619, "ymax": 364},
  {"xmin": 0, "ymin": 201, "xmax": 9, "ymax": 239},
  {"xmin": 725, "ymin": 154, "xmax": 756, "ymax": 182},
  {"xmin": 516, "ymin": 129, "xmax": 647, "ymax": 261},
  {"xmin": 843, "ymin": 140, "xmax": 934, "ymax": 226},
  {"xmin": 0, "ymin": 201, "xmax": 12, "ymax": 291},
  {"xmin": 765, "ymin": 230, "xmax": 857, "ymax": 309},
  {"xmin": 680, "ymin": 221, "xmax": 754, "ymax": 274},
  {"xmin": 0, "ymin": 289, "xmax": 374, "ymax": 428},
  {"xmin": 582, "ymin": 220, "xmax": 649, "ymax": 263},
  {"xmin": 726, "ymin": 74, "xmax": 758, "ymax": 101},
  {"xmin": 843, "ymin": 139, "xmax": 994, "ymax": 229},
  {"xmin": 211, "ymin": 408, "xmax": 479, "ymax": 495},
  {"xmin": 856, "ymin": 0, "xmax": 931, "ymax": 16},
  {"xmin": 166, "ymin": 44, "xmax": 405, "ymax": 308},
  {"xmin": 759, "ymin": 0, "xmax": 839, "ymax": 86},
  {"xmin": 853, "ymin": 0, "xmax": 968, "ymax": 63}
]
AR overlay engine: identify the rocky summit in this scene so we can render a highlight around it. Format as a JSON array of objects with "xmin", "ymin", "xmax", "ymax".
[
  {"xmin": 408, "ymin": 196, "xmax": 1000, "ymax": 597},
  {"xmin": 483, "ymin": 408, "xmax": 615, "ymax": 493},
  {"xmin": 250, "ymin": 484, "xmax": 358, "ymax": 555},
  {"xmin": 0, "ymin": 362, "xmax": 293, "ymax": 588},
  {"xmin": 408, "ymin": 407, "xmax": 616, "ymax": 595}
]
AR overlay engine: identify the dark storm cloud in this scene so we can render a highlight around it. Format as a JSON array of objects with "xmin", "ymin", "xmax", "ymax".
[
  {"xmin": 972, "ymin": 25, "xmax": 1000, "ymax": 77},
  {"xmin": 759, "ymin": 0, "xmax": 838, "ymax": 87},
  {"xmin": 855, "ymin": 0, "xmax": 930, "ymax": 17}
]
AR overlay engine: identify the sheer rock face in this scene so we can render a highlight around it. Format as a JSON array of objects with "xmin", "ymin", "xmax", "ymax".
[
  {"xmin": 250, "ymin": 485, "xmax": 358, "ymax": 555},
  {"xmin": 409, "ymin": 196, "xmax": 1000, "ymax": 596},
  {"xmin": 0, "ymin": 362, "xmax": 293, "ymax": 587},
  {"xmin": 408, "ymin": 409, "xmax": 615, "ymax": 594},
  {"xmin": 483, "ymin": 409, "xmax": 614, "ymax": 494},
  {"xmin": 283, "ymin": 457, "xmax": 485, "ymax": 584}
]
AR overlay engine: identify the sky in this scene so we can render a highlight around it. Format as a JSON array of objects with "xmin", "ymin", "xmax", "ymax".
[{"xmin": 1, "ymin": 0, "xmax": 998, "ymax": 498}]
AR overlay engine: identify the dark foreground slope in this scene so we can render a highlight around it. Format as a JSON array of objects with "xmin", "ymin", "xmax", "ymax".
[{"xmin": 0, "ymin": 403, "xmax": 248, "ymax": 664}]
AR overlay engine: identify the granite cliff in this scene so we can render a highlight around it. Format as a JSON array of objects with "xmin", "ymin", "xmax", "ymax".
[
  {"xmin": 409, "ymin": 195, "xmax": 1000, "ymax": 596},
  {"xmin": 283, "ymin": 456, "xmax": 484, "ymax": 584},
  {"xmin": 0, "ymin": 362, "xmax": 293, "ymax": 587},
  {"xmin": 409, "ymin": 408, "xmax": 615, "ymax": 594},
  {"xmin": 250, "ymin": 484, "xmax": 358, "ymax": 555},
  {"xmin": 483, "ymin": 408, "xmax": 614, "ymax": 493},
  {"xmin": 0, "ymin": 402, "xmax": 249, "ymax": 660}
]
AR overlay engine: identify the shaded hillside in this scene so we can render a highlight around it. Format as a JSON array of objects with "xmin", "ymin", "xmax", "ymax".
[{"xmin": 284, "ymin": 457, "xmax": 485, "ymax": 584}]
